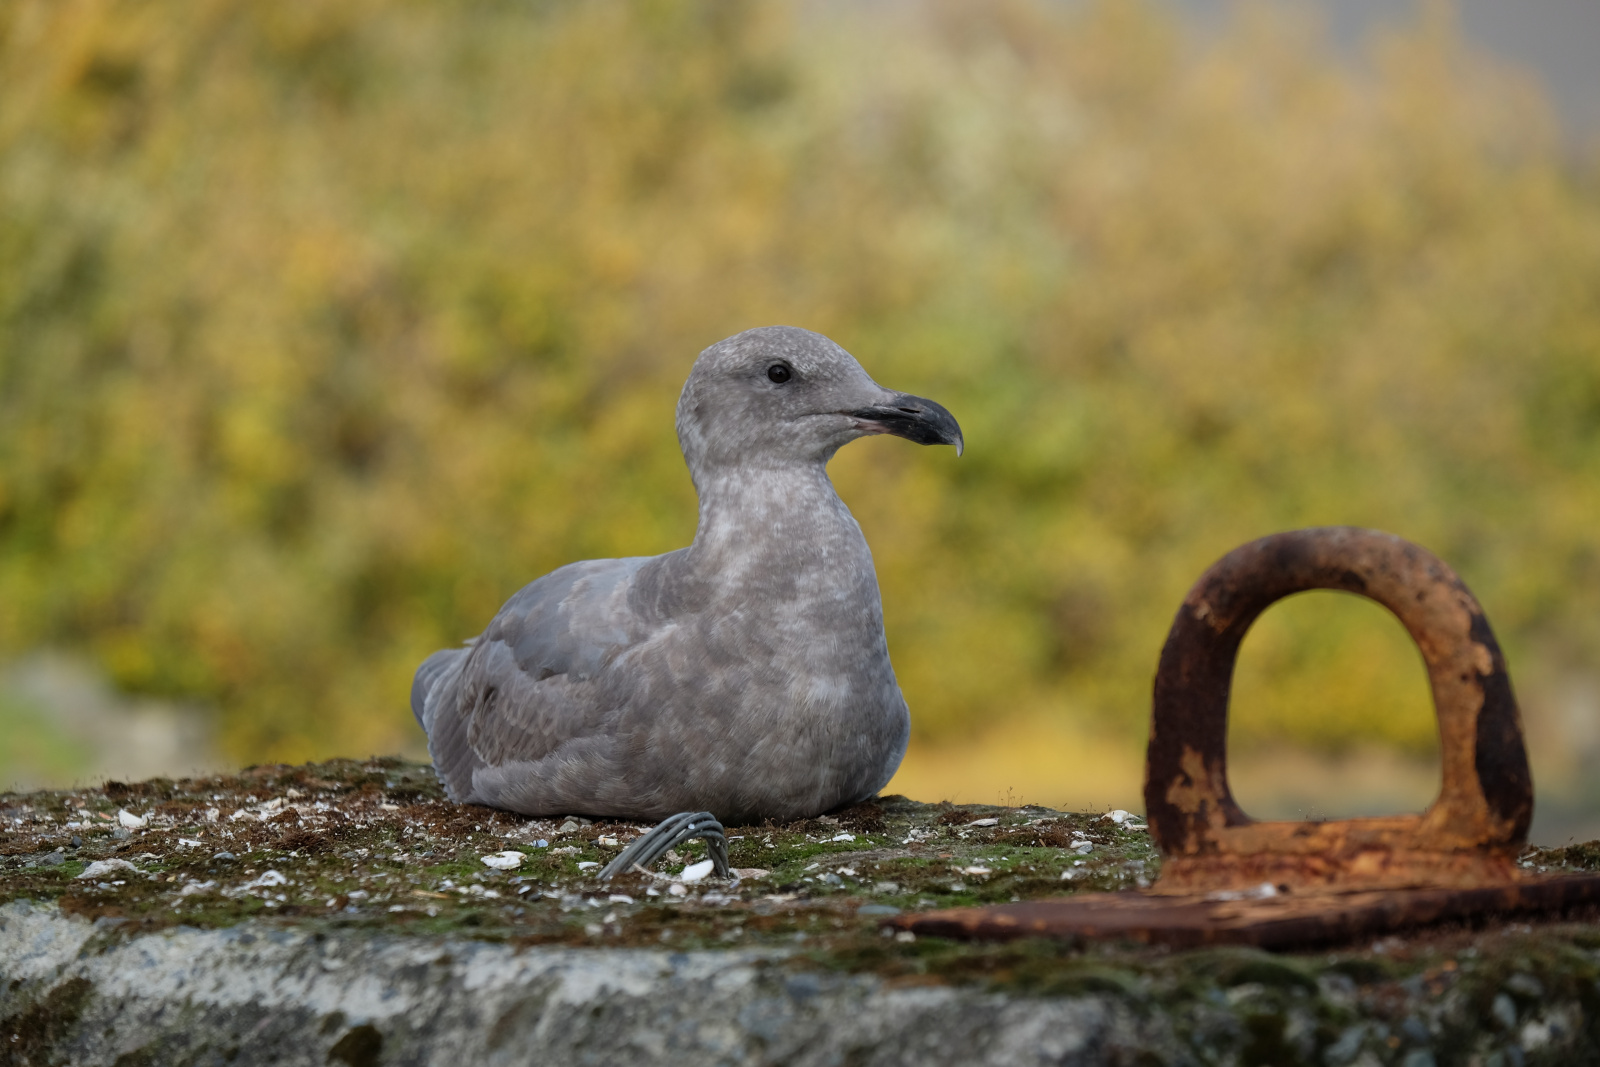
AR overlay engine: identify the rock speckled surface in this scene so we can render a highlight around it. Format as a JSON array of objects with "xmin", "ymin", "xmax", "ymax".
[{"xmin": 5, "ymin": 759, "xmax": 1600, "ymax": 1065}]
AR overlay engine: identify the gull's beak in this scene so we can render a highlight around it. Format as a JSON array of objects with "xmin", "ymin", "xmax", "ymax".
[{"xmin": 845, "ymin": 393, "xmax": 964, "ymax": 457}]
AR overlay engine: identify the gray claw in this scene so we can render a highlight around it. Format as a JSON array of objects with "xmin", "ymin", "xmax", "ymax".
[{"xmin": 597, "ymin": 812, "xmax": 731, "ymax": 881}]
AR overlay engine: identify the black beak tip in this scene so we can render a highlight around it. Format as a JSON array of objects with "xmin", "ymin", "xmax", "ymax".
[{"xmin": 847, "ymin": 394, "xmax": 964, "ymax": 455}]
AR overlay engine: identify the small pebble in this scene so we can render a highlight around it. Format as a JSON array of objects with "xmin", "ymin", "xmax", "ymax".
[
  {"xmin": 668, "ymin": 883, "xmax": 688, "ymax": 897},
  {"xmin": 77, "ymin": 859, "xmax": 137, "ymax": 880},
  {"xmin": 39, "ymin": 850, "xmax": 66, "ymax": 866},
  {"xmin": 1505, "ymin": 973, "xmax": 1543, "ymax": 998},
  {"xmin": 213, "ymin": 851, "xmax": 236, "ymax": 861},
  {"xmin": 858, "ymin": 904, "xmax": 900, "ymax": 916},
  {"xmin": 1399, "ymin": 1017, "xmax": 1431, "ymax": 1045},
  {"xmin": 1323, "ymin": 1025, "xmax": 1366, "ymax": 1064}
]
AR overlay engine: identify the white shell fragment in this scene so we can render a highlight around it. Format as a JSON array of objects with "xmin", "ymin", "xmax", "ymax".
[
  {"xmin": 575, "ymin": 861, "xmax": 600, "ymax": 871},
  {"xmin": 77, "ymin": 859, "xmax": 138, "ymax": 880},
  {"xmin": 966, "ymin": 818, "xmax": 999, "ymax": 827},
  {"xmin": 117, "ymin": 809, "xmax": 147, "ymax": 829},
  {"xmin": 480, "ymin": 851, "xmax": 525, "ymax": 870},
  {"xmin": 678, "ymin": 859, "xmax": 716, "ymax": 882},
  {"xmin": 243, "ymin": 869, "xmax": 287, "ymax": 890},
  {"xmin": 828, "ymin": 832, "xmax": 856, "ymax": 842}
]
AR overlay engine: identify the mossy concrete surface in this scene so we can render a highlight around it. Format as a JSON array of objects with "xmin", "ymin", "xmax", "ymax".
[{"xmin": 3, "ymin": 759, "xmax": 1600, "ymax": 1065}]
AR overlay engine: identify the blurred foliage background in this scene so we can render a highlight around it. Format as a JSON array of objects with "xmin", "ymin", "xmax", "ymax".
[{"xmin": 2, "ymin": 0, "xmax": 1598, "ymax": 827}]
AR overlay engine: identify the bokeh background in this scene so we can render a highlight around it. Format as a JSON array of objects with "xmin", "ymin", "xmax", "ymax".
[{"xmin": 3, "ymin": 0, "xmax": 1599, "ymax": 842}]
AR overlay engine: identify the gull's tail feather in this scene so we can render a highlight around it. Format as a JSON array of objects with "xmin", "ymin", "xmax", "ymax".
[
  {"xmin": 411, "ymin": 647, "xmax": 466, "ymax": 729},
  {"xmin": 411, "ymin": 647, "xmax": 479, "ymax": 800}
]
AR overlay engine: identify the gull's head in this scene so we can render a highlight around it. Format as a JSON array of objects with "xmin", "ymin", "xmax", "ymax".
[{"xmin": 676, "ymin": 325, "xmax": 963, "ymax": 475}]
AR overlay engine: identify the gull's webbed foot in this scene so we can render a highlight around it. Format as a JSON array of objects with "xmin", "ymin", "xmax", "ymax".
[{"xmin": 597, "ymin": 811, "xmax": 731, "ymax": 881}]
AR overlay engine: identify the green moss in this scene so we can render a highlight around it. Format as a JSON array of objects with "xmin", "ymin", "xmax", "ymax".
[
  {"xmin": 3, "ymin": 760, "xmax": 1164, "ymax": 947},
  {"xmin": 1, "ymin": 975, "xmax": 94, "ymax": 1066},
  {"xmin": 1183, "ymin": 947, "xmax": 1320, "ymax": 993}
]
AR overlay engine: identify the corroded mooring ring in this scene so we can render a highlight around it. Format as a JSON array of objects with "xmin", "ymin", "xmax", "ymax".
[{"xmin": 1144, "ymin": 527, "xmax": 1533, "ymax": 893}]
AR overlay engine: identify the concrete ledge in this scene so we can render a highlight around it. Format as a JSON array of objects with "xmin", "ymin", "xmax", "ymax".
[{"xmin": 1, "ymin": 900, "xmax": 1177, "ymax": 1067}]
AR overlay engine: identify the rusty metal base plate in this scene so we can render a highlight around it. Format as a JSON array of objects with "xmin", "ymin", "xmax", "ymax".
[{"xmin": 890, "ymin": 873, "xmax": 1600, "ymax": 951}]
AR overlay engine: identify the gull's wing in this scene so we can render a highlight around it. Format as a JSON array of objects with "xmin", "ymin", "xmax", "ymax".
[{"xmin": 412, "ymin": 555, "xmax": 656, "ymax": 804}]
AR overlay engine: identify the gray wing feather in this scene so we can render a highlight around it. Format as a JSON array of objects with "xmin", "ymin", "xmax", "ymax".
[{"xmin": 413, "ymin": 556, "xmax": 652, "ymax": 804}]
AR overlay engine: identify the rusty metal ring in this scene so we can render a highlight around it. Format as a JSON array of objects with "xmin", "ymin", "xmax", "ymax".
[{"xmin": 1144, "ymin": 527, "xmax": 1532, "ymax": 893}]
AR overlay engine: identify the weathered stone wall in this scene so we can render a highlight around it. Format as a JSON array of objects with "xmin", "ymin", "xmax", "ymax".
[
  {"xmin": 2, "ymin": 900, "xmax": 1181, "ymax": 1067},
  {"xmin": 8, "ymin": 898, "xmax": 1600, "ymax": 1067}
]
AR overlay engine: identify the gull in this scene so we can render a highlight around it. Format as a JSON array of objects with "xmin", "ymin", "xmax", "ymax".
[{"xmin": 411, "ymin": 326, "xmax": 962, "ymax": 876}]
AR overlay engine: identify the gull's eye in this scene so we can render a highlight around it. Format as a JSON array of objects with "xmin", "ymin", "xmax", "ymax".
[{"xmin": 767, "ymin": 363, "xmax": 792, "ymax": 384}]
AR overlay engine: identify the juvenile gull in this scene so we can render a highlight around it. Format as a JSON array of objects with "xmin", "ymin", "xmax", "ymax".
[{"xmin": 411, "ymin": 326, "xmax": 962, "ymax": 873}]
